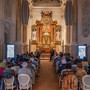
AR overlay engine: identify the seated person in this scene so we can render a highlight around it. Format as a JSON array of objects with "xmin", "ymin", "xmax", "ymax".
[
  {"xmin": 27, "ymin": 59, "xmax": 37, "ymax": 84},
  {"xmin": 11, "ymin": 62, "xmax": 20, "ymax": 75},
  {"xmin": 0, "ymin": 59, "xmax": 6, "ymax": 79},
  {"xmin": 30, "ymin": 57, "xmax": 38, "ymax": 69},
  {"xmin": 87, "ymin": 65, "xmax": 90, "ymax": 75},
  {"xmin": 62, "ymin": 71, "xmax": 78, "ymax": 90},
  {"xmin": 3, "ymin": 62, "xmax": 15, "ymax": 79},
  {"xmin": 76, "ymin": 62, "xmax": 87, "ymax": 88},
  {"xmin": 18, "ymin": 62, "xmax": 33, "ymax": 79},
  {"xmin": 28, "ymin": 59, "xmax": 37, "ymax": 71},
  {"xmin": 76, "ymin": 62, "xmax": 87, "ymax": 78},
  {"xmin": 0, "ymin": 59, "xmax": 6, "ymax": 68},
  {"xmin": 60, "ymin": 63, "xmax": 72, "ymax": 76}
]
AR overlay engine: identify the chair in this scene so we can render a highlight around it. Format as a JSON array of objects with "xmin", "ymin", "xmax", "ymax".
[
  {"xmin": 31, "ymin": 69, "xmax": 36, "ymax": 84},
  {"xmin": 18, "ymin": 74, "xmax": 32, "ymax": 90},
  {"xmin": 4, "ymin": 76, "xmax": 16, "ymax": 90},
  {"xmin": 71, "ymin": 64, "xmax": 77, "ymax": 74},
  {"xmin": 59, "ymin": 69, "xmax": 72, "ymax": 87},
  {"xmin": 82, "ymin": 75, "xmax": 90, "ymax": 90},
  {"xmin": 59, "ymin": 69, "xmax": 67, "ymax": 87}
]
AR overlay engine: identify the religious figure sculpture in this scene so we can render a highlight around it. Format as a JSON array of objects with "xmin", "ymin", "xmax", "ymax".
[
  {"xmin": 56, "ymin": 26, "xmax": 61, "ymax": 41},
  {"xmin": 56, "ymin": 30, "xmax": 60, "ymax": 41},
  {"xmin": 32, "ymin": 25, "xmax": 38, "ymax": 41},
  {"xmin": 32, "ymin": 29, "xmax": 37, "ymax": 41},
  {"xmin": 42, "ymin": 31, "xmax": 50, "ymax": 45}
]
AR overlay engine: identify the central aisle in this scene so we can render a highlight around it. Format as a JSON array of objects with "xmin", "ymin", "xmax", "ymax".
[{"xmin": 33, "ymin": 60, "xmax": 59, "ymax": 90}]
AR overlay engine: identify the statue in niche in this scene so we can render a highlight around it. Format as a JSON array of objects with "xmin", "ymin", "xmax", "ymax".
[
  {"xmin": 56, "ymin": 26, "xmax": 61, "ymax": 41},
  {"xmin": 42, "ymin": 31, "xmax": 50, "ymax": 45},
  {"xmin": 32, "ymin": 29, "xmax": 37, "ymax": 41},
  {"xmin": 32, "ymin": 25, "xmax": 38, "ymax": 41}
]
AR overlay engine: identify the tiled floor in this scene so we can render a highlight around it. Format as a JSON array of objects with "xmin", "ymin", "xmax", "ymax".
[{"xmin": 33, "ymin": 60, "xmax": 60, "ymax": 90}]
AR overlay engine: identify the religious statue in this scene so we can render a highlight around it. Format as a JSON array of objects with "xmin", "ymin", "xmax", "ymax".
[
  {"xmin": 56, "ymin": 25, "xmax": 61, "ymax": 41},
  {"xmin": 56, "ymin": 30, "xmax": 60, "ymax": 41},
  {"xmin": 32, "ymin": 25, "xmax": 38, "ymax": 41},
  {"xmin": 32, "ymin": 29, "xmax": 37, "ymax": 41},
  {"xmin": 42, "ymin": 31, "xmax": 50, "ymax": 45}
]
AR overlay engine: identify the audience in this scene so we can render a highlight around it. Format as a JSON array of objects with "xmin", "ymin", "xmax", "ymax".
[
  {"xmin": 52, "ymin": 51, "xmax": 90, "ymax": 90},
  {"xmin": 0, "ymin": 50, "xmax": 90, "ymax": 89}
]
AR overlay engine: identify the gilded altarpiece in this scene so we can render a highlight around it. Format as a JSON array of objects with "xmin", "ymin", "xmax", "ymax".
[{"xmin": 31, "ymin": 11, "xmax": 61, "ymax": 51}]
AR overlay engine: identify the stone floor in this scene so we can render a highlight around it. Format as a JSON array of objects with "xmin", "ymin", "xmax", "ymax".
[{"xmin": 33, "ymin": 60, "xmax": 60, "ymax": 90}]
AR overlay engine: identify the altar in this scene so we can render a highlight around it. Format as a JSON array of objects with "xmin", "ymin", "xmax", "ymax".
[{"xmin": 31, "ymin": 11, "xmax": 61, "ymax": 52}]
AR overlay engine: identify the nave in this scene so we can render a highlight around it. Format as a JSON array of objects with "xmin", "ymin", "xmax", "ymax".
[{"xmin": 33, "ymin": 60, "xmax": 59, "ymax": 90}]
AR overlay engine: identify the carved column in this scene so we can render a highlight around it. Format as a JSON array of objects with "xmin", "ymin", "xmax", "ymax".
[
  {"xmin": 4, "ymin": 0, "xmax": 13, "ymax": 42},
  {"xmin": 22, "ymin": 0, "xmax": 29, "ymax": 25},
  {"xmin": 72, "ymin": 0, "xmax": 78, "ymax": 43},
  {"xmin": 65, "ymin": 0, "xmax": 73, "ymax": 44},
  {"xmin": 23, "ymin": 25, "xmax": 27, "ymax": 43},
  {"xmin": 66, "ymin": 26, "xmax": 71, "ymax": 44},
  {"xmin": 22, "ymin": 24, "xmax": 28, "ymax": 52},
  {"xmin": 64, "ymin": 0, "xmax": 73, "ymax": 53},
  {"xmin": 69, "ymin": 0, "xmax": 78, "ymax": 57},
  {"xmin": 16, "ymin": 0, "xmax": 22, "ymax": 41}
]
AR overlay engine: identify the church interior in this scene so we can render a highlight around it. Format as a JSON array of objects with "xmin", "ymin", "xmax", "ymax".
[{"xmin": 0, "ymin": 0, "xmax": 90, "ymax": 90}]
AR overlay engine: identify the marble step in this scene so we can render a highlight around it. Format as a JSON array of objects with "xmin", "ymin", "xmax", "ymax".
[{"xmin": 40, "ymin": 53, "xmax": 50, "ymax": 60}]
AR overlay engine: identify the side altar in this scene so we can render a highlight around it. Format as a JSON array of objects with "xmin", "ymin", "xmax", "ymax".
[{"xmin": 31, "ymin": 11, "xmax": 62, "ymax": 52}]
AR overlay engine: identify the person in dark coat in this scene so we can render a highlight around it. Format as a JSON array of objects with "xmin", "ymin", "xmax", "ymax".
[{"xmin": 50, "ymin": 48, "xmax": 55, "ymax": 61}]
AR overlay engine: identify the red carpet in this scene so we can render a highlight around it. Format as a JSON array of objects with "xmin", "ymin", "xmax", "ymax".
[{"xmin": 33, "ymin": 60, "xmax": 59, "ymax": 90}]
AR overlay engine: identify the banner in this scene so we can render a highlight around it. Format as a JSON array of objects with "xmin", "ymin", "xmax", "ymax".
[{"xmin": 78, "ymin": 44, "xmax": 87, "ymax": 60}]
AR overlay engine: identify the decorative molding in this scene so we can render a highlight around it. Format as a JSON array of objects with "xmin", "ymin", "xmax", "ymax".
[
  {"xmin": 4, "ymin": 0, "xmax": 13, "ymax": 19},
  {"xmin": 32, "ymin": 0, "xmax": 62, "ymax": 7},
  {"xmin": 82, "ymin": 0, "xmax": 90, "ymax": 37},
  {"xmin": 4, "ymin": 22, "xmax": 10, "ymax": 31}
]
